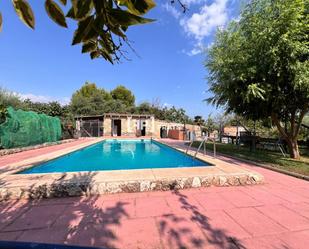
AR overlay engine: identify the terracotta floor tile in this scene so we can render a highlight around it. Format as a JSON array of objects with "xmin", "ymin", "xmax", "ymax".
[
  {"xmin": 165, "ymin": 192, "xmax": 204, "ymax": 215},
  {"xmin": 0, "ymin": 231, "xmax": 23, "ymax": 241},
  {"xmin": 283, "ymin": 202, "xmax": 309, "ymax": 219},
  {"xmin": 260, "ymin": 187, "xmax": 309, "ymax": 203},
  {"xmin": 239, "ymin": 234, "xmax": 289, "ymax": 249},
  {"xmin": 240, "ymin": 187, "xmax": 289, "ymax": 205},
  {"xmin": 193, "ymin": 192, "xmax": 236, "ymax": 210},
  {"xmin": 0, "ymin": 200, "xmax": 31, "ymax": 230},
  {"xmin": 199, "ymin": 210, "xmax": 251, "ymax": 240},
  {"xmin": 3, "ymin": 204, "xmax": 67, "ymax": 231},
  {"xmin": 225, "ymin": 207, "xmax": 287, "ymax": 236},
  {"xmin": 280, "ymin": 230, "xmax": 309, "ymax": 249},
  {"xmin": 256, "ymin": 204, "xmax": 309, "ymax": 231},
  {"xmin": 17, "ymin": 227, "xmax": 68, "ymax": 244},
  {"xmin": 66, "ymin": 217, "xmax": 162, "ymax": 249},
  {"xmin": 135, "ymin": 196, "xmax": 171, "ymax": 218},
  {"xmin": 219, "ymin": 190, "xmax": 263, "ymax": 207},
  {"xmin": 157, "ymin": 214, "xmax": 207, "ymax": 249}
]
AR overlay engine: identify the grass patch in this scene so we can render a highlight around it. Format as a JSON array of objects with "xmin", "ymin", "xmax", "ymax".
[{"xmin": 190, "ymin": 141, "xmax": 309, "ymax": 176}]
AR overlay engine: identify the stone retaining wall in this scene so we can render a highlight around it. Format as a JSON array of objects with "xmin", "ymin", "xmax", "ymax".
[{"xmin": 0, "ymin": 173, "xmax": 262, "ymax": 200}]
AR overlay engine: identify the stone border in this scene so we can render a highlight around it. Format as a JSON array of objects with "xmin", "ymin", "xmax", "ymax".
[
  {"xmin": 0, "ymin": 139, "xmax": 77, "ymax": 157},
  {"xmin": 0, "ymin": 173, "xmax": 262, "ymax": 200},
  {"xmin": 0, "ymin": 138, "xmax": 264, "ymax": 200}
]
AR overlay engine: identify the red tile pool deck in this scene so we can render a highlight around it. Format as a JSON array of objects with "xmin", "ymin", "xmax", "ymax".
[{"xmin": 0, "ymin": 139, "xmax": 309, "ymax": 248}]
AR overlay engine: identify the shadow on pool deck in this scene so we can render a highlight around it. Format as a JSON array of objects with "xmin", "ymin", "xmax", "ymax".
[
  {"xmin": 0, "ymin": 172, "xmax": 129, "ymax": 248},
  {"xmin": 0, "ymin": 172, "xmax": 250, "ymax": 249},
  {"xmin": 158, "ymin": 190, "xmax": 246, "ymax": 249},
  {"xmin": 0, "ymin": 169, "xmax": 305, "ymax": 249}
]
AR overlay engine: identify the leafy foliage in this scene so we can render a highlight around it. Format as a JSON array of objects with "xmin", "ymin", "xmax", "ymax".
[
  {"xmin": 194, "ymin": 115, "xmax": 205, "ymax": 126},
  {"xmin": 204, "ymin": 115, "xmax": 216, "ymax": 133},
  {"xmin": 70, "ymin": 82, "xmax": 112, "ymax": 115},
  {"xmin": 206, "ymin": 0, "xmax": 309, "ymax": 158},
  {"xmin": 45, "ymin": 0, "xmax": 68, "ymax": 28},
  {"xmin": 0, "ymin": 105, "xmax": 8, "ymax": 124},
  {"xmin": 0, "ymin": 11, "xmax": 3, "ymax": 32},
  {"xmin": 0, "ymin": 83, "xmax": 195, "ymax": 135},
  {"xmin": 0, "ymin": 87, "xmax": 23, "ymax": 110},
  {"xmin": 69, "ymin": 82, "xmax": 193, "ymax": 123},
  {"xmin": 110, "ymin": 85, "xmax": 135, "ymax": 107},
  {"xmin": 12, "ymin": 0, "xmax": 35, "ymax": 29},
  {"xmin": 23, "ymin": 99, "xmax": 66, "ymax": 117},
  {"xmin": 2, "ymin": 0, "xmax": 156, "ymax": 63},
  {"xmin": 135, "ymin": 104, "xmax": 192, "ymax": 124}
]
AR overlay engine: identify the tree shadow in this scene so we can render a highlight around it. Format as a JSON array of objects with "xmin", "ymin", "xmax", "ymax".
[
  {"xmin": 0, "ymin": 172, "xmax": 130, "ymax": 249},
  {"xmin": 158, "ymin": 189, "xmax": 247, "ymax": 249}
]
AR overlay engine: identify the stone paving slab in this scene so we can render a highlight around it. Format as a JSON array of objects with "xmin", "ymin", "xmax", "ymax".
[
  {"xmin": 0, "ymin": 180, "xmax": 309, "ymax": 248},
  {"xmin": 226, "ymin": 206, "xmax": 291, "ymax": 236}
]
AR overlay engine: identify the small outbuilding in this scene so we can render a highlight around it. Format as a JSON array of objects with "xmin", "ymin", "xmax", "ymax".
[
  {"xmin": 75, "ymin": 113, "xmax": 155, "ymax": 137},
  {"xmin": 75, "ymin": 113, "xmax": 202, "ymax": 140}
]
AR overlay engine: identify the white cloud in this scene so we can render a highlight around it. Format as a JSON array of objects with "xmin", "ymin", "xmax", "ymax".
[
  {"xmin": 187, "ymin": 47, "xmax": 203, "ymax": 56},
  {"xmin": 162, "ymin": 3, "xmax": 181, "ymax": 19},
  {"xmin": 180, "ymin": 0, "xmax": 229, "ymax": 41},
  {"xmin": 182, "ymin": 41, "xmax": 214, "ymax": 56},
  {"xmin": 183, "ymin": 0, "xmax": 204, "ymax": 5},
  {"xmin": 163, "ymin": 102, "xmax": 172, "ymax": 107},
  {"xmin": 18, "ymin": 93, "xmax": 70, "ymax": 105},
  {"xmin": 163, "ymin": 0, "xmax": 231, "ymax": 56}
]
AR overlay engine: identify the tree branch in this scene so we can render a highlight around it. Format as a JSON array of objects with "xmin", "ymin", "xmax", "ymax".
[
  {"xmin": 290, "ymin": 109, "xmax": 296, "ymax": 137},
  {"xmin": 171, "ymin": 0, "xmax": 188, "ymax": 13},
  {"xmin": 294, "ymin": 106, "xmax": 308, "ymax": 140},
  {"xmin": 271, "ymin": 112, "xmax": 288, "ymax": 139}
]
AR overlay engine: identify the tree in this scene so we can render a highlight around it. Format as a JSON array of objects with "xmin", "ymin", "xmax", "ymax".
[
  {"xmin": 0, "ymin": 88, "xmax": 23, "ymax": 123},
  {"xmin": 102, "ymin": 99, "xmax": 128, "ymax": 113},
  {"xmin": 194, "ymin": 115, "xmax": 205, "ymax": 126},
  {"xmin": 110, "ymin": 85, "xmax": 135, "ymax": 107},
  {"xmin": 135, "ymin": 101, "xmax": 152, "ymax": 114},
  {"xmin": 70, "ymin": 82, "xmax": 112, "ymax": 115},
  {"xmin": 23, "ymin": 99, "xmax": 65, "ymax": 117},
  {"xmin": 206, "ymin": 0, "xmax": 309, "ymax": 159},
  {"xmin": 204, "ymin": 115, "xmax": 215, "ymax": 135},
  {"xmin": 165, "ymin": 106, "xmax": 191, "ymax": 124},
  {"xmin": 0, "ymin": 0, "xmax": 156, "ymax": 63},
  {"xmin": 0, "ymin": 87, "xmax": 22, "ymax": 109}
]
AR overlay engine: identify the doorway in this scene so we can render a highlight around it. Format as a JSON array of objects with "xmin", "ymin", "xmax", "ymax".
[
  {"xmin": 80, "ymin": 119, "xmax": 103, "ymax": 137},
  {"xmin": 112, "ymin": 119, "xmax": 121, "ymax": 136},
  {"xmin": 160, "ymin": 126, "xmax": 167, "ymax": 138},
  {"xmin": 141, "ymin": 121, "xmax": 146, "ymax": 136}
]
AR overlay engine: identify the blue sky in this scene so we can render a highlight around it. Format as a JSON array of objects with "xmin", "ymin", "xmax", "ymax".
[{"xmin": 0, "ymin": 0, "xmax": 241, "ymax": 118}]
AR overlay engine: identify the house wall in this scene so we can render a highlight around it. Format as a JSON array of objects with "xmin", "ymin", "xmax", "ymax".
[
  {"xmin": 153, "ymin": 120, "xmax": 202, "ymax": 140},
  {"xmin": 168, "ymin": 129, "xmax": 186, "ymax": 140},
  {"xmin": 102, "ymin": 116, "xmax": 155, "ymax": 136},
  {"xmin": 223, "ymin": 126, "xmax": 246, "ymax": 136},
  {"xmin": 103, "ymin": 118, "xmax": 112, "ymax": 136},
  {"xmin": 78, "ymin": 115, "xmax": 201, "ymax": 139}
]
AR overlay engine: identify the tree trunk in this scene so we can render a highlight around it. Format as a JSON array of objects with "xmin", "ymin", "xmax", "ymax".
[
  {"xmin": 286, "ymin": 137, "xmax": 300, "ymax": 159},
  {"xmin": 271, "ymin": 112, "xmax": 301, "ymax": 159}
]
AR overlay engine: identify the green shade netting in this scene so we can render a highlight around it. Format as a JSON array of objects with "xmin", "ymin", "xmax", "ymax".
[{"xmin": 0, "ymin": 107, "xmax": 62, "ymax": 149}]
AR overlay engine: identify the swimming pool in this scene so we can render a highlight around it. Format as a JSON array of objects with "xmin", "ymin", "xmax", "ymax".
[{"xmin": 19, "ymin": 139, "xmax": 211, "ymax": 174}]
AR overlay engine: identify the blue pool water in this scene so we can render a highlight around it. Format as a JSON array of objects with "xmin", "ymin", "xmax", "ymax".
[{"xmin": 19, "ymin": 139, "xmax": 210, "ymax": 174}]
